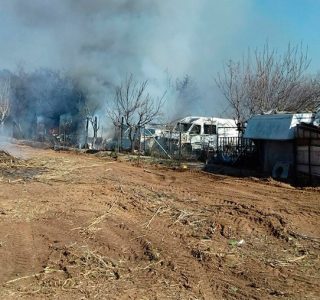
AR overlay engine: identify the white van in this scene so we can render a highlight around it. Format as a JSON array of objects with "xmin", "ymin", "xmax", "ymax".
[{"xmin": 168, "ymin": 116, "xmax": 239, "ymax": 151}]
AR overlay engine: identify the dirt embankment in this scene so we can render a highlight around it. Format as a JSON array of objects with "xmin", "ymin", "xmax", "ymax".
[{"xmin": 0, "ymin": 144, "xmax": 319, "ymax": 299}]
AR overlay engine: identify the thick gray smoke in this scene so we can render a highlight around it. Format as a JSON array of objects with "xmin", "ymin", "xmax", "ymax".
[{"xmin": 0, "ymin": 0, "xmax": 252, "ymax": 120}]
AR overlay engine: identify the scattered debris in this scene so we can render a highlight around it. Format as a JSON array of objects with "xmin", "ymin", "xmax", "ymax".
[{"xmin": 228, "ymin": 239, "xmax": 245, "ymax": 247}]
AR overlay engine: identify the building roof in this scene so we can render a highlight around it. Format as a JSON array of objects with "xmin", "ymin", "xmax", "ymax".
[
  {"xmin": 244, "ymin": 113, "xmax": 314, "ymax": 140},
  {"xmin": 178, "ymin": 116, "xmax": 237, "ymax": 127}
]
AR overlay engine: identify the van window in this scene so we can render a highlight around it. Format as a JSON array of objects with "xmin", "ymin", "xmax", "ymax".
[
  {"xmin": 177, "ymin": 123, "xmax": 192, "ymax": 132},
  {"xmin": 190, "ymin": 125, "xmax": 201, "ymax": 134},
  {"xmin": 204, "ymin": 124, "xmax": 217, "ymax": 134}
]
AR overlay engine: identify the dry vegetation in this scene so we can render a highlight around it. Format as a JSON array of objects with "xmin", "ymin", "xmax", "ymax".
[{"xmin": 0, "ymin": 144, "xmax": 319, "ymax": 299}]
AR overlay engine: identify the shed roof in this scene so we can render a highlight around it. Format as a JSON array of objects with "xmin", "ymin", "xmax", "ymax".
[{"xmin": 244, "ymin": 113, "xmax": 314, "ymax": 140}]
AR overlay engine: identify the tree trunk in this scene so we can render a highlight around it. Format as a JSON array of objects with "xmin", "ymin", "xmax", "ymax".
[
  {"xmin": 0, "ymin": 121, "xmax": 5, "ymax": 136},
  {"xmin": 128, "ymin": 127, "xmax": 134, "ymax": 153}
]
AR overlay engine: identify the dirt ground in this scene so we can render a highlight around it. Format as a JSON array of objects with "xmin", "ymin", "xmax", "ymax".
[{"xmin": 0, "ymin": 144, "xmax": 319, "ymax": 300}]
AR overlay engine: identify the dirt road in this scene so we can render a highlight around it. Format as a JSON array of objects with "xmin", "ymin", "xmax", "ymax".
[{"xmin": 0, "ymin": 144, "xmax": 319, "ymax": 299}]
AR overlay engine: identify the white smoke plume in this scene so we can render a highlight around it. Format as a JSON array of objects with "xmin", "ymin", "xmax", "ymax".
[{"xmin": 0, "ymin": 0, "xmax": 253, "ymax": 119}]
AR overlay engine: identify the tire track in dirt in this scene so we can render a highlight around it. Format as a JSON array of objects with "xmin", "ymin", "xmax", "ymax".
[
  {"xmin": 202, "ymin": 199, "xmax": 290, "ymax": 240},
  {"xmin": 0, "ymin": 222, "xmax": 37, "ymax": 283},
  {"xmin": 1, "ymin": 146, "xmax": 320, "ymax": 299},
  {"xmin": 93, "ymin": 209, "xmax": 216, "ymax": 299},
  {"xmin": 99, "ymin": 167, "xmax": 320, "ymax": 299},
  {"xmin": 136, "ymin": 234, "xmax": 215, "ymax": 299}
]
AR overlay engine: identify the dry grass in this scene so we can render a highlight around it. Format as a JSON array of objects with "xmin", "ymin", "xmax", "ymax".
[
  {"xmin": 3, "ymin": 244, "xmax": 125, "ymax": 297},
  {"xmin": 75, "ymin": 204, "xmax": 116, "ymax": 235}
]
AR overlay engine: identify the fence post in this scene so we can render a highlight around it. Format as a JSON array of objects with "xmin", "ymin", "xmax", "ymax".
[
  {"xmin": 138, "ymin": 126, "xmax": 141, "ymax": 165},
  {"xmin": 120, "ymin": 116, "xmax": 124, "ymax": 152},
  {"xmin": 169, "ymin": 130, "xmax": 172, "ymax": 156},
  {"xmin": 178, "ymin": 124, "xmax": 182, "ymax": 163},
  {"xmin": 308, "ymin": 137, "xmax": 312, "ymax": 185},
  {"xmin": 143, "ymin": 126, "xmax": 146, "ymax": 154}
]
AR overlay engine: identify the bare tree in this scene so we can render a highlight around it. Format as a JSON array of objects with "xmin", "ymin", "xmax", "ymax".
[
  {"xmin": 215, "ymin": 60, "xmax": 249, "ymax": 123},
  {"xmin": 82, "ymin": 102, "xmax": 101, "ymax": 148},
  {"xmin": 107, "ymin": 74, "xmax": 165, "ymax": 152},
  {"xmin": 0, "ymin": 76, "xmax": 11, "ymax": 128},
  {"xmin": 216, "ymin": 43, "xmax": 320, "ymax": 124},
  {"xmin": 175, "ymin": 75, "xmax": 200, "ymax": 118},
  {"xmin": 164, "ymin": 73, "xmax": 200, "ymax": 121}
]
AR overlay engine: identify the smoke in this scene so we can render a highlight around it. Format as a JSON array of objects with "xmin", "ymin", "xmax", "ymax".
[{"xmin": 0, "ymin": 0, "xmax": 253, "ymax": 120}]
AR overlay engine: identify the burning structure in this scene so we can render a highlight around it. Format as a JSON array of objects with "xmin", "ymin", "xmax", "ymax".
[{"xmin": 0, "ymin": 68, "xmax": 90, "ymax": 146}]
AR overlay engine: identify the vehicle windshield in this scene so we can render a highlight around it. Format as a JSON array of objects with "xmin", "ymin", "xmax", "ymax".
[
  {"xmin": 144, "ymin": 128, "xmax": 155, "ymax": 136},
  {"xmin": 176, "ymin": 123, "xmax": 192, "ymax": 132}
]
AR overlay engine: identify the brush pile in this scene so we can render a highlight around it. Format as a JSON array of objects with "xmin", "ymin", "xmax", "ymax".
[
  {"xmin": 0, "ymin": 150, "xmax": 17, "ymax": 165},
  {"xmin": 0, "ymin": 149, "xmax": 42, "ymax": 181}
]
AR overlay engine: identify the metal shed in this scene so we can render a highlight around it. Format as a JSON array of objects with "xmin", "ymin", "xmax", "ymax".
[
  {"xmin": 295, "ymin": 123, "xmax": 320, "ymax": 185},
  {"xmin": 244, "ymin": 113, "xmax": 315, "ymax": 179}
]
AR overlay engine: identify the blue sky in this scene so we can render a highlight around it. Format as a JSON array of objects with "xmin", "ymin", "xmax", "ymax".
[
  {"xmin": 0, "ymin": 0, "xmax": 319, "ymax": 115},
  {"xmin": 244, "ymin": 0, "xmax": 320, "ymax": 71}
]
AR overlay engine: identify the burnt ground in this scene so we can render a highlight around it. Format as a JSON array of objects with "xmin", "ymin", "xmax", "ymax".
[{"xmin": 0, "ymin": 144, "xmax": 319, "ymax": 299}]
